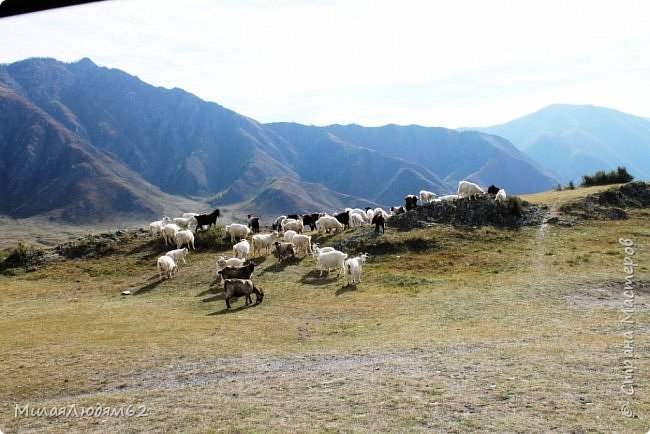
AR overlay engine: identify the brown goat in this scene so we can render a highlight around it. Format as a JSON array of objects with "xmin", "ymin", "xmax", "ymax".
[
  {"xmin": 223, "ymin": 278, "xmax": 264, "ymax": 309},
  {"xmin": 274, "ymin": 241, "xmax": 296, "ymax": 262}
]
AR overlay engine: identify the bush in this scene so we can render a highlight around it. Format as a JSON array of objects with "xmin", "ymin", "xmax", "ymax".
[
  {"xmin": 581, "ymin": 166, "xmax": 634, "ymax": 187},
  {"xmin": 1, "ymin": 242, "xmax": 43, "ymax": 271}
]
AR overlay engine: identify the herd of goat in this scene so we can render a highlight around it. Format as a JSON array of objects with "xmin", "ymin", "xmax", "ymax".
[{"xmin": 148, "ymin": 180, "xmax": 505, "ymax": 309}]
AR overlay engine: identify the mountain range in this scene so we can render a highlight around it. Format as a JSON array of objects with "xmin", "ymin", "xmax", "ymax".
[
  {"xmin": 4, "ymin": 57, "xmax": 637, "ymax": 224},
  {"xmin": 476, "ymin": 104, "xmax": 650, "ymax": 183}
]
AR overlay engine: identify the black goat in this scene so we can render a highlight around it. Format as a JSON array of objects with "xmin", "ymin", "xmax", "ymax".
[{"xmin": 195, "ymin": 208, "xmax": 220, "ymax": 231}]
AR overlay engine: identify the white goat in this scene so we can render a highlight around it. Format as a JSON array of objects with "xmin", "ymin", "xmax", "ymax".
[
  {"xmin": 161, "ymin": 218, "xmax": 181, "ymax": 246},
  {"xmin": 224, "ymin": 223, "xmax": 251, "ymax": 243},
  {"xmin": 173, "ymin": 216, "xmax": 197, "ymax": 230},
  {"xmin": 348, "ymin": 208, "xmax": 370, "ymax": 223},
  {"xmin": 311, "ymin": 243, "xmax": 335, "ymax": 260},
  {"xmin": 175, "ymin": 229, "xmax": 195, "ymax": 250},
  {"xmin": 349, "ymin": 213, "xmax": 366, "ymax": 228},
  {"xmin": 149, "ymin": 216, "xmax": 168, "ymax": 237},
  {"xmin": 439, "ymin": 194, "xmax": 460, "ymax": 202},
  {"xmin": 216, "ymin": 256, "xmax": 245, "ymax": 272},
  {"xmin": 251, "ymin": 231, "xmax": 280, "ymax": 256},
  {"xmin": 314, "ymin": 249, "xmax": 348, "ymax": 277},
  {"xmin": 281, "ymin": 218, "xmax": 304, "ymax": 234},
  {"xmin": 157, "ymin": 255, "xmax": 177, "ymax": 280},
  {"xmin": 283, "ymin": 230, "xmax": 297, "ymax": 242},
  {"xmin": 233, "ymin": 239, "xmax": 250, "ymax": 260},
  {"xmin": 166, "ymin": 247, "xmax": 189, "ymax": 266},
  {"xmin": 316, "ymin": 215, "xmax": 344, "ymax": 233},
  {"xmin": 344, "ymin": 253, "xmax": 369, "ymax": 286},
  {"xmin": 419, "ymin": 190, "xmax": 437, "ymax": 204},
  {"xmin": 495, "ymin": 189, "xmax": 507, "ymax": 202},
  {"xmin": 291, "ymin": 234, "xmax": 312, "ymax": 256},
  {"xmin": 457, "ymin": 180, "xmax": 485, "ymax": 200}
]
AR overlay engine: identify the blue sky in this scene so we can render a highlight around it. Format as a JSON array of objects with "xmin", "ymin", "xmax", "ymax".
[{"xmin": 1, "ymin": 0, "xmax": 649, "ymax": 128}]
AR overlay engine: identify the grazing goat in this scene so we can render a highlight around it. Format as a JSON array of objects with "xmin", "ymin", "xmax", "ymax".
[
  {"xmin": 175, "ymin": 229, "xmax": 195, "ymax": 250},
  {"xmin": 281, "ymin": 217, "xmax": 304, "ymax": 234},
  {"xmin": 316, "ymin": 215, "xmax": 344, "ymax": 233},
  {"xmin": 495, "ymin": 189, "xmax": 507, "ymax": 202},
  {"xmin": 247, "ymin": 215, "xmax": 260, "ymax": 234},
  {"xmin": 283, "ymin": 230, "xmax": 297, "ymax": 242},
  {"xmin": 349, "ymin": 213, "xmax": 365, "ymax": 228},
  {"xmin": 149, "ymin": 216, "xmax": 168, "ymax": 237},
  {"xmin": 251, "ymin": 231, "xmax": 280, "ymax": 256},
  {"xmin": 391, "ymin": 205, "xmax": 406, "ymax": 216},
  {"xmin": 344, "ymin": 253, "xmax": 369, "ymax": 286},
  {"xmin": 348, "ymin": 208, "xmax": 370, "ymax": 223},
  {"xmin": 218, "ymin": 261, "xmax": 256, "ymax": 282},
  {"xmin": 419, "ymin": 190, "xmax": 437, "ymax": 204},
  {"xmin": 216, "ymin": 256, "xmax": 245, "ymax": 272},
  {"xmin": 301, "ymin": 213, "xmax": 322, "ymax": 231},
  {"xmin": 173, "ymin": 216, "xmax": 197, "ymax": 230},
  {"xmin": 195, "ymin": 208, "xmax": 220, "ymax": 231},
  {"xmin": 224, "ymin": 223, "xmax": 251, "ymax": 243},
  {"xmin": 314, "ymin": 249, "xmax": 348, "ymax": 277},
  {"xmin": 334, "ymin": 210, "xmax": 350, "ymax": 229},
  {"xmin": 271, "ymin": 215, "xmax": 287, "ymax": 231},
  {"xmin": 274, "ymin": 241, "xmax": 297, "ymax": 261},
  {"xmin": 223, "ymin": 279, "xmax": 264, "ymax": 309},
  {"xmin": 157, "ymin": 255, "xmax": 178, "ymax": 280},
  {"xmin": 311, "ymin": 244, "xmax": 335, "ymax": 260},
  {"xmin": 439, "ymin": 194, "xmax": 460, "ymax": 202},
  {"xmin": 487, "ymin": 185, "xmax": 501, "ymax": 196},
  {"xmin": 166, "ymin": 248, "xmax": 189, "ymax": 266},
  {"xmin": 291, "ymin": 234, "xmax": 312, "ymax": 256},
  {"xmin": 404, "ymin": 194, "xmax": 419, "ymax": 211},
  {"xmin": 457, "ymin": 180, "xmax": 485, "ymax": 200},
  {"xmin": 371, "ymin": 213, "xmax": 385, "ymax": 234},
  {"xmin": 160, "ymin": 218, "xmax": 180, "ymax": 246},
  {"xmin": 233, "ymin": 239, "xmax": 250, "ymax": 259}
]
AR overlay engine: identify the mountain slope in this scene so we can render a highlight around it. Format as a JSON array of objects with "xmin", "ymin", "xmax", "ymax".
[
  {"xmin": 0, "ymin": 81, "xmax": 204, "ymax": 221},
  {"xmin": 477, "ymin": 104, "xmax": 650, "ymax": 183},
  {"xmin": 310, "ymin": 124, "xmax": 559, "ymax": 195},
  {"xmin": 1, "ymin": 57, "xmax": 564, "ymax": 222}
]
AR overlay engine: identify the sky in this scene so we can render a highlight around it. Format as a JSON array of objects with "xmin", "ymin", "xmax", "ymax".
[{"xmin": 1, "ymin": 0, "xmax": 649, "ymax": 128}]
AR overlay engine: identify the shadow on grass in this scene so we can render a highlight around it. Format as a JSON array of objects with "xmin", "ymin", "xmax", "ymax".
[
  {"xmin": 335, "ymin": 283, "xmax": 357, "ymax": 296},
  {"xmin": 202, "ymin": 293, "xmax": 226, "ymax": 303},
  {"xmin": 247, "ymin": 255, "xmax": 270, "ymax": 266},
  {"xmin": 207, "ymin": 301, "xmax": 262, "ymax": 315},
  {"xmin": 259, "ymin": 257, "xmax": 300, "ymax": 273},
  {"xmin": 133, "ymin": 278, "xmax": 164, "ymax": 295},
  {"xmin": 196, "ymin": 277, "xmax": 224, "ymax": 297},
  {"xmin": 299, "ymin": 269, "xmax": 342, "ymax": 286}
]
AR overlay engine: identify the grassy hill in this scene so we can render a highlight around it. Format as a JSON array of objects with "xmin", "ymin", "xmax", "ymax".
[{"xmin": 1, "ymin": 184, "xmax": 648, "ymax": 433}]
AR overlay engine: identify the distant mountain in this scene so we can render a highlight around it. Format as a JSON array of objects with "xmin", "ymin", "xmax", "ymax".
[
  {"xmin": 0, "ymin": 57, "xmax": 560, "ymax": 223},
  {"xmin": 476, "ymin": 104, "xmax": 650, "ymax": 183},
  {"xmin": 317, "ymin": 124, "xmax": 559, "ymax": 195}
]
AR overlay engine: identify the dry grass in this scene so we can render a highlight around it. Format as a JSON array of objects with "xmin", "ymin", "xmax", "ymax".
[{"xmin": 0, "ymin": 189, "xmax": 649, "ymax": 433}]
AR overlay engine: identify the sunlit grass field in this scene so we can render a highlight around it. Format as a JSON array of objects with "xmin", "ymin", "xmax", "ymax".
[{"xmin": 0, "ymin": 185, "xmax": 648, "ymax": 433}]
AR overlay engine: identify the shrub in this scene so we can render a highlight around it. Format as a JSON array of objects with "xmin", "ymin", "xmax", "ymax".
[
  {"xmin": 1, "ymin": 242, "xmax": 43, "ymax": 271},
  {"xmin": 505, "ymin": 196, "xmax": 524, "ymax": 218},
  {"xmin": 581, "ymin": 166, "xmax": 634, "ymax": 187}
]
